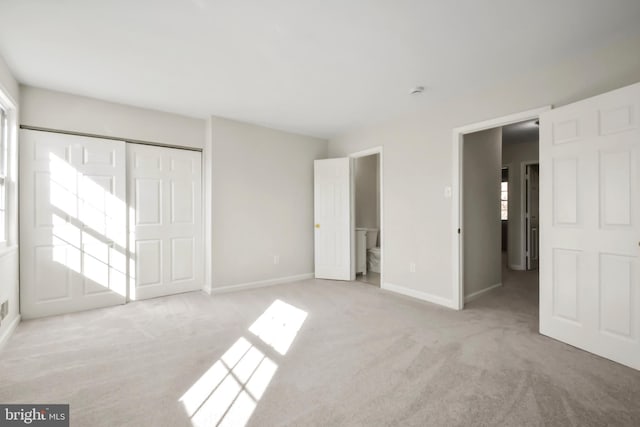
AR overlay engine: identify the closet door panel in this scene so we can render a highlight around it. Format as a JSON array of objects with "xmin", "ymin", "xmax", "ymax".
[
  {"xmin": 128, "ymin": 144, "xmax": 203, "ymax": 300},
  {"xmin": 20, "ymin": 130, "xmax": 127, "ymax": 318}
]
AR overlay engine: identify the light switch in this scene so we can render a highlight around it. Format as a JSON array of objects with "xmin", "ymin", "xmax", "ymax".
[{"xmin": 444, "ymin": 186, "xmax": 452, "ymax": 198}]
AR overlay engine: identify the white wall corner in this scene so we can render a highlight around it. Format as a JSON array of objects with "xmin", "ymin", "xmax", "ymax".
[
  {"xmin": 381, "ymin": 282, "xmax": 457, "ymax": 310},
  {"xmin": 210, "ymin": 273, "xmax": 314, "ymax": 295},
  {"xmin": 0, "ymin": 315, "xmax": 20, "ymax": 352},
  {"xmin": 464, "ymin": 282, "xmax": 502, "ymax": 303}
]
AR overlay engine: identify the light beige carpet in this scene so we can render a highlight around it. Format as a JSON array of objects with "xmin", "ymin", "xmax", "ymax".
[
  {"xmin": 356, "ymin": 271, "xmax": 380, "ymax": 287},
  {"xmin": 1, "ymin": 269, "xmax": 639, "ymax": 426}
]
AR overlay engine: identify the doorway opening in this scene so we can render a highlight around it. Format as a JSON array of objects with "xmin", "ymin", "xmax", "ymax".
[
  {"xmin": 452, "ymin": 106, "xmax": 549, "ymax": 310},
  {"xmin": 351, "ymin": 148, "xmax": 382, "ymax": 287}
]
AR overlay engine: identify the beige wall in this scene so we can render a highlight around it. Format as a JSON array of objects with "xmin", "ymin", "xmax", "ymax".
[
  {"xmin": 463, "ymin": 128, "xmax": 502, "ymax": 297},
  {"xmin": 20, "ymin": 86, "xmax": 206, "ymax": 149},
  {"xmin": 503, "ymin": 139, "xmax": 539, "ymax": 269},
  {"xmin": 328, "ymin": 30, "xmax": 640, "ymax": 306},
  {"xmin": 18, "ymin": 86, "xmax": 210, "ymax": 293},
  {"xmin": 211, "ymin": 117, "xmax": 327, "ymax": 289},
  {"xmin": 0, "ymin": 54, "xmax": 19, "ymax": 347},
  {"xmin": 0, "ymin": 58, "xmax": 18, "ymax": 104},
  {"xmin": 355, "ymin": 154, "xmax": 380, "ymax": 230},
  {"xmin": 16, "ymin": 85, "xmax": 329, "ymax": 296}
]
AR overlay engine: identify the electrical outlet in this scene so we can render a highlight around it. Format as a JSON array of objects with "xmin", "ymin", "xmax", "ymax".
[
  {"xmin": 409, "ymin": 262, "xmax": 416, "ymax": 273},
  {"xmin": 273, "ymin": 255, "xmax": 280, "ymax": 265},
  {"xmin": 0, "ymin": 300, "xmax": 8, "ymax": 319}
]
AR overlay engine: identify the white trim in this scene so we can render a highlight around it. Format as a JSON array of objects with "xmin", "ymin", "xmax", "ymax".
[
  {"xmin": 349, "ymin": 146, "xmax": 382, "ymax": 158},
  {"xmin": 209, "ymin": 273, "xmax": 314, "ymax": 294},
  {"xmin": 381, "ymin": 282, "xmax": 457, "ymax": 309},
  {"xmin": 349, "ymin": 146, "xmax": 384, "ymax": 287},
  {"xmin": 0, "ymin": 315, "xmax": 20, "ymax": 352},
  {"xmin": 452, "ymin": 106, "xmax": 551, "ymax": 310},
  {"xmin": 464, "ymin": 282, "xmax": 502, "ymax": 303},
  {"xmin": 0, "ymin": 84, "xmax": 17, "ymax": 249},
  {"xmin": 350, "ymin": 157, "xmax": 356, "ymax": 280},
  {"xmin": 0, "ymin": 244, "xmax": 17, "ymax": 260},
  {"xmin": 202, "ymin": 118, "xmax": 213, "ymax": 295},
  {"xmin": 520, "ymin": 160, "xmax": 539, "ymax": 270},
  {"xmin": 453, "ymin": 107, "xmax": 549, "ymax": 135}
]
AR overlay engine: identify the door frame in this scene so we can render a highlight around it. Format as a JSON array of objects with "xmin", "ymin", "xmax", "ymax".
[
  {"xmin": 349, "ymin": 146, "xmax": 384, "ymax": 287},
  {"xmin": 452, "ymin": 106, "xmax": 550, "ymax": 310},
  {"xmin": 521, "ymin": 160, "xmax": 540, "ymax": 270}
]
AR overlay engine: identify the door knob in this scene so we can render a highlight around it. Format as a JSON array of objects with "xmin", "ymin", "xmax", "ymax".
[{"xmin": 315, "ymin": 224, "xmax": 320, "ymax": 228}]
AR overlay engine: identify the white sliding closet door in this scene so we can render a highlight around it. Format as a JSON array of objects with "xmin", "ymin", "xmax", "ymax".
[
  {"xmin": 20, "ymin": 130, "xmax": 127, "ymax": 318},
  {"xmin": 128, "ymin": 144, "xmax": 203, "ymax": 300}
]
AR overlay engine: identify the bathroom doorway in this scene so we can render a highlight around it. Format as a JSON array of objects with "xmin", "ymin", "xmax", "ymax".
[{"xmin": 350, "ymin": 147, "xmax": 383, "ymax": 287}]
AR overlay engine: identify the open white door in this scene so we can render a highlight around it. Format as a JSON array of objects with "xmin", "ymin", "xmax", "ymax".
[
  {"xmin": 540, "ymin": 82, "xmax": 640, "ymax": 370},
  {"xmin": 314, "ymin": 158, "xmax": 354, "ymax": 280},
  {"xmin": 20, "ymin": 130, "xmax": 127, "ymax": 318}
]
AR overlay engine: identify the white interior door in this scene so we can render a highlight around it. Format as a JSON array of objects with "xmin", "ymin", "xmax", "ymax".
[
  {"xmin": 526, "ymin": 164, "xmax": 539, "ymax": 270},
  {"xmin": 128, "ymin": 144, "xmax": 203, "ymax": 300},
  {"xmin": 314, "ymin": 158, "xmax": 353, "ymax": 280},
  {"xmin": 20, "ymin": 130, "xmax": 127, "ymax": 318},
  {"xmin": 540, "ymin": 82, "xmax": 640, "ymax": 370}
]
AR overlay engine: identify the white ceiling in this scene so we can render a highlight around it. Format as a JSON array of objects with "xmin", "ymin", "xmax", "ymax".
[{"xmin": 1, "ymin": 0, "xmax": 639, "ymax": 138}]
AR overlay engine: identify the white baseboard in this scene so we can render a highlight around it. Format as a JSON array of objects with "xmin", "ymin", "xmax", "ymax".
[
  {"xmin": 0, "ymin": 315, "xmax": 21, "ymax": 352},
  {"xmin": 381, "ymin": 283, "xmax": 457, "ymax": 309},
  {"xmin": 210, "ymin": 273, "xmax": 314, "ymax": 294},
  {"xmin": 509, "ymin": 264, "xmax": 525, "ymax": 271},
  {"xmin": 464, "ymin": 282, "xmax": 502, "ymax": 303}
]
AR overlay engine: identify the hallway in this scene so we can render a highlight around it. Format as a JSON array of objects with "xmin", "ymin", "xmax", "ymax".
[{"xmin": 467, "ymin": 253, "xmax": 539, "ymax": 322}]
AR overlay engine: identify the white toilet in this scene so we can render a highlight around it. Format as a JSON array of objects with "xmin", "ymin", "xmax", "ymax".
[{"xmin": 355, "ymin": 228, "xmax": 380, "ymax": 274}]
